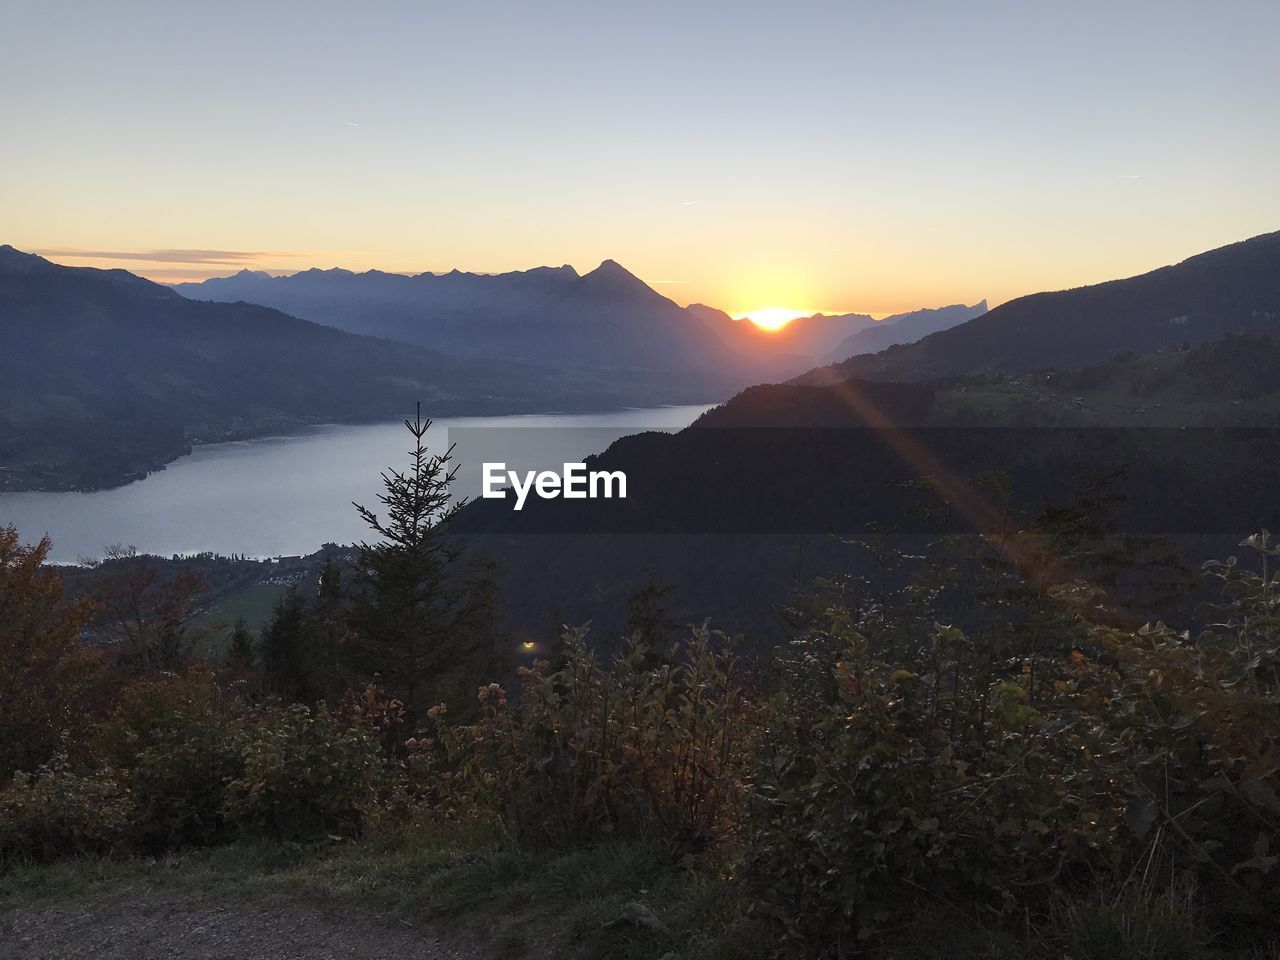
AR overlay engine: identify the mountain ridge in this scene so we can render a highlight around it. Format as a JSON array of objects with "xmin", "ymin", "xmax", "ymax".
[
  {"xmin": 798, "ymin": 231, "xmax": 1280, "ymax": 384},
  {"xmin": 0, "ymin": 249, "xmax": 724, "ymax": 491},
  {"xmin": 174, "ymin": 257, "xmax": 741, "ymax": 375}
]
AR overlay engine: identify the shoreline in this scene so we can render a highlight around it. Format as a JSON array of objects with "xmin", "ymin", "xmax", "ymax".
[{"xmin": 0, "ymin": 398, "xmax": 722, "ymax": 495}]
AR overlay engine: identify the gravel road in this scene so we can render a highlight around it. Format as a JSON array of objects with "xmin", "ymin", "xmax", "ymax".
[{"xmin": 0, "ymin": 893, "xmax": 499, "ymax": 960}]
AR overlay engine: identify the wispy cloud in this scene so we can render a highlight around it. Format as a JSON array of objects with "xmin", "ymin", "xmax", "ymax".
[{"xmin": 33, "ymin": 248, "xmax": 289, "ymax": 266}]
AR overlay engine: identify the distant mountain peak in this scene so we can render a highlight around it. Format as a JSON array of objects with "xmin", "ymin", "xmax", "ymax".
[
  {"xmin": 582, "ymin": 259, "xmax": 654, "ymax": 297},
  {"xmin": 0, "ymin": 244, "xmax": 54, "ymax": 274},
  {"xmin": 587, "ymin": 259, "xmax": 639, "ymax": 281}
]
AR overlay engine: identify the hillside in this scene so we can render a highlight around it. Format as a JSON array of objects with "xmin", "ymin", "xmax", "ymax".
[
  {"xmin": 456, "ymin": 333, "xmax": 1280, "ymax": 635},
  {"xmin": 798, "ymin": 231, "xmax": 1280, "ymax": 383},
  {"xmin": 0, "ymin": 247, "xmax": 718, "ymax": 491}
]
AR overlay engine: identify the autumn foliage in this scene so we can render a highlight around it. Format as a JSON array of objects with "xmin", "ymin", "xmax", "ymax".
[{"xmin": 0, "ymin": 525, "xmax": 103, "ymax": 780}]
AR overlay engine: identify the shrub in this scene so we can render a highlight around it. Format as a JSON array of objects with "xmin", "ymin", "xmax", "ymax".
[
  {"xmin": 224, "ymin": 703, "xmax": 383, "ymax": 840},
  {"xmin": 432, "ymin": 624, "xmax": 754, "ymax": 846},
  {"xmin": 0, "ymin": 756, "xmax": 131, "ymax": 863},
  {"xmin": 1103, "ymin": 533, "xmax": 1280, "ymax": 931},
  {"xmin": 95, "ymin": 668, "xmax": 246, "ymax": 850},
  {"xmin": 746, "ymin": 612, "xmax": 1123, "ymax": 953}
]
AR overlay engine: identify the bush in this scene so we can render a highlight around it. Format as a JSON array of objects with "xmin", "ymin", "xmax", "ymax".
[
  {"xmin": 746, "ymin": 610, "xmax": 1123, "ymax": 953},
  {"xmin": 224, "ymin": 703, "xmax": 383, "ymax": 840},
  {"xmin": 95, "ymin": 669, "xmax": 246, "ymax": 850},
  {"xmin": 1103, "ymin": 533, "xmax": 1280, "ymax": 930},
  {"xmin": 0, "ymin": 756, "xmax": 131, "ymax": 863},
  {"xmin": 431, "ymin": 624, "xmax": 754, "ymax": 846}
]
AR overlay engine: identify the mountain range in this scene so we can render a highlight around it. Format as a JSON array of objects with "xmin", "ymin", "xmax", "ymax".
[
  {"xmin": 175, "ymin": 260, "xmax": 745, "ymax": 375},
  {"xmin": 0, "ymin": 247, "xmax": 715, "ymax": 490},
  {"xmin": 175, "ymin": 263, "xmax": 984, "ymax": 378},
  {"xmin": 10, "ymin": 228, "xmax": 1276, "ymax": 495}
]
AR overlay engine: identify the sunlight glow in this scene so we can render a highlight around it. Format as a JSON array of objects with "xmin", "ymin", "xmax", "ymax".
[{"xmin": 738, "ymin": 308, "xmax": 810, "ymax": 331}]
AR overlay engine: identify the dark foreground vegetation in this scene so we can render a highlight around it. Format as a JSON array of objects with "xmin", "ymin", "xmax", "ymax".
[{"xmin": 2, "ymin": 416, "xmax": 1278, "ymax": 959}]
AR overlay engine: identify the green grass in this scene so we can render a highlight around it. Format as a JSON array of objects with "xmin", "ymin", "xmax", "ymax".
[{"xmin": 189, "ymin": 583, "xmax": 290, "ymax": 657}]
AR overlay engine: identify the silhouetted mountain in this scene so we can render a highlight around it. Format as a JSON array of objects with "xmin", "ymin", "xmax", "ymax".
[
  {"xmin": 687, "ymin": 304, "xmax": 877, "ymax": 373},
  {"xmin": 176, "ymin": 259, "xmax": 755, "ymax": 376},
  {"xmin": 0, "ymin": 247, "xmax": 719, "ymax": 490},
  {"xmin": 459, "ymin": 334, "xmax": 1280, "ymax": 637},
  {"xmin": 821, "ymin": 301, "xmax": 988, "ymax": 363},
  {"xmin": 799, "ymin": 231, "xmax": 1280, "ymax": 384}
]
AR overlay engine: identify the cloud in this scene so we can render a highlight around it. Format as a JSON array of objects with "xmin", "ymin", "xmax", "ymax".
[{"xmin": 33, "ymin": 248, "xmax": 289, "ymax": 266}]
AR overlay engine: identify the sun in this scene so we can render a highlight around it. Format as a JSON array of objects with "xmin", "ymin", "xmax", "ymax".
[{"xmin": 737, "ymin": 308, "xmax": 809, "ymax": 332}]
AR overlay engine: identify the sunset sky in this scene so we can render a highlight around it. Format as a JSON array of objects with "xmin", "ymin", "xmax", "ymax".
[{"xmin": 3, "ymin": 0, "xmax": 1277, "ymax": 317}]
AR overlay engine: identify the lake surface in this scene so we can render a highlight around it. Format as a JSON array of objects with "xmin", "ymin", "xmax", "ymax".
[{"xmin": 0, "ymin": 405, "xmax": 712, "ymax": 563}]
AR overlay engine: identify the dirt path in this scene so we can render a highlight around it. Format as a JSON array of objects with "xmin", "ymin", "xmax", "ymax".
[{"xmin": 0, "ymin": 892, "xmax": 499, "ymax": 960}]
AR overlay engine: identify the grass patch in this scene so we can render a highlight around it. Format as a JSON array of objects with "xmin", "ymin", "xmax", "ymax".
[{"xmin": 189, "ymin": 583, "xmax": 289, "ymax": 656}]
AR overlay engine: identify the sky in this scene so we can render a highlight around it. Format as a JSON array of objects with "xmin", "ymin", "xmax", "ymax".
[{"xmin": 2, "ymin": 0, "xmax": 1278, "ymax": 317}]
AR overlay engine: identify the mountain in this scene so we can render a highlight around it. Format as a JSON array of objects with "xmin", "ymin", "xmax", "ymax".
[
  {"xmin": 821, "ymin": 301, "xmax": 988, "ymax": 363},
  {"xmin": 0, "ymin": 247, "xmax": 718, "ymax": 491},
  {"xmin": 458, "ymin": 333, "xmax": 1280, "ymax": 638},
  {"xmin": 799, "ymin": 231, "xmax": 1280, "ymax": 384},
  {"xmin": 175, "ymin": 259, "xmax": 755, "ymax": 376}
]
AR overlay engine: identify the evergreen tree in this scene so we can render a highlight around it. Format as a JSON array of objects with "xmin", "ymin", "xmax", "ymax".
[
  {"xmin": 346, "ymin": 405, "xmax": 496, "ymax": 713},
  {"xmin": 317, "ymin": 554, "xmax": 343, "ymax": 611},
  {"xmin": 259, "ymin": 586, "xmax": 313, "ymax": 700},
  {"xmin": 226, "ymin": 616, "xmax": 256, "ymax": 670},
  {"xmin": 311, "ymin": 552, "xmax": 349, "ymax": 700}
]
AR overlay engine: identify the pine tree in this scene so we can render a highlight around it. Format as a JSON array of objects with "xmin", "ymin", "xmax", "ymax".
[
  {"xmin": 317, "ymin": 554, "xmax": 343, "ymax": 610},
  {"xmin": 226, "ymin": 616, "xmax": 256, "ymax": 670},
  {"xmin": 311, "ymin": 552, "xmax": 348, "ymax": 699},
  {"xmin": 346, "ymin": 405, "xmax": 493, "ymax": 712},
  {"xmin": 259, "ymin": 586, "xmax": 313, "ymax": 700}
]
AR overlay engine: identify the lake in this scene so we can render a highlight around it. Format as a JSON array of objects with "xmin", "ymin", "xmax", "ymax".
[{"xmin": 0, "ymin": 405, "xmax": 712, "ymax": 563}]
